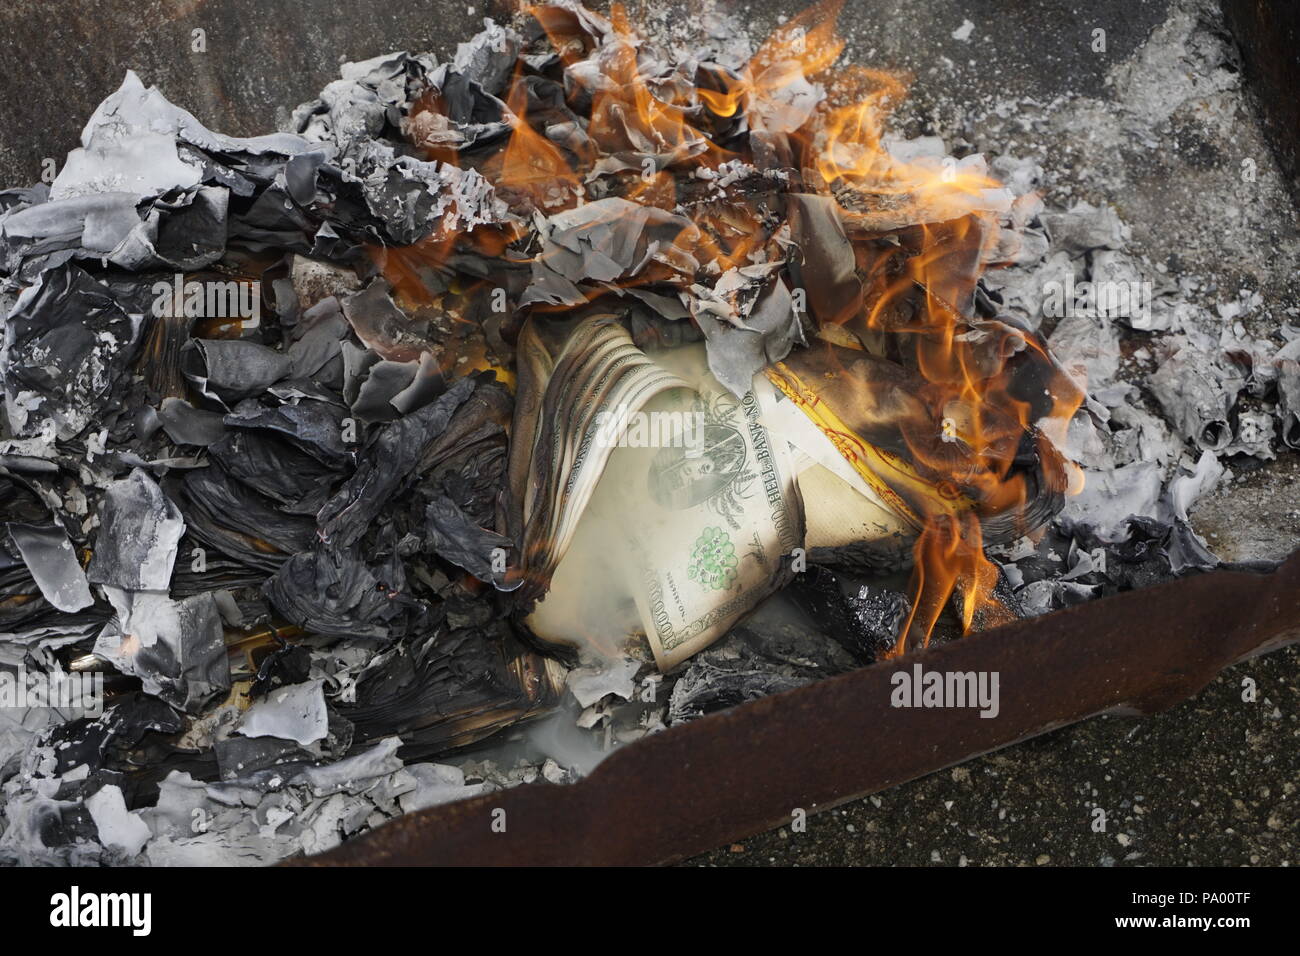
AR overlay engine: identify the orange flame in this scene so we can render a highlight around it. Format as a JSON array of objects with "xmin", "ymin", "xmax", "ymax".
[
  {"xmin": 493, "ymin": 69, "xmax": 583, "ymax": 212},
  {"xmin": 378, "ymin": 0, "xmax": 1084, "ymax": 649}
]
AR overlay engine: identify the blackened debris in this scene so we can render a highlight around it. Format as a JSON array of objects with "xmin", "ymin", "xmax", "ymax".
[{"xmin": 787, "ymin": 565, "xmax": 909, "ymax": 663}]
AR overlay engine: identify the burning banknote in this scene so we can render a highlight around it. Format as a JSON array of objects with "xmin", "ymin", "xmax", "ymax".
[{"xmin": 425, "ymin": 1, "xmax": 1083, "ymax": 664}]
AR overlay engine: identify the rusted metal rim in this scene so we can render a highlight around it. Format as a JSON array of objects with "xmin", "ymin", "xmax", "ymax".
[{"xmin": 292, "ymin": 549, "xmax": 1300, "ymax": 866}]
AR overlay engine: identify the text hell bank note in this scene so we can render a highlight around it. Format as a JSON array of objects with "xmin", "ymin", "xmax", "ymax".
[{"xmin": 608, "ymin": 371, "xmax": 803, "ymax": 669}]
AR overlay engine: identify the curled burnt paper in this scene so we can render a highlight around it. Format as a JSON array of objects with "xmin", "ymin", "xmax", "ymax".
[{"xmin": 1148, "ymin": 346, "xmax": 1246, "ymax": 452}]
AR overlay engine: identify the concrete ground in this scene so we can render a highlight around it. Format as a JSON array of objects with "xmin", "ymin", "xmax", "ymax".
[
  {"xmin": 1, "ymin": 0, "xmax": 1295, "ymax": 866},
  {"xmin": 0, "ymin": 0, "xmax": 1172, "ymax": 188},
  {"xmin": 692, "ymin": 643, "xmax": 1299, "ymax": 866}
]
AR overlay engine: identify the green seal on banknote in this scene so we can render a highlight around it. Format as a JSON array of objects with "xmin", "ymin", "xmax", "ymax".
[{"xmin": 687, "ymin": 527, "xmax": 739, "ymax": 591}]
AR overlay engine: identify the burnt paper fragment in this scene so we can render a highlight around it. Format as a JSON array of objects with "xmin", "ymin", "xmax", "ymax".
[
  {"xmin": 214, "ymin": 735, "xmax": 317, "ymax": 786},
  {"xmin": 693, "ymin": 276, "xmax": 804, "ymax": 398},
  {"xmin": 179, "ymin": 467, "xmax": 318, "ymax": 566},
  {"xmin": 263, "ymin": 544, "xmax": 422, "ymax": 641},
  {"xmin": 286, "ymin": 295, "xmax": 351, "ymax": 384},
  {"xmin": 135, "ymin": 186, "xmax": 230, "ymax": 270},
  {"xmin": 415, "ymin": 376, "xmax": 512, "ymax": 512},
  {"xmin": 337, "ymin": 611, "xmax": 557, "ymax": 759},
  {"xmin": 0, "ymin": 183, "xmax": 48, "ymax": 215},
  {"xmin": 86, "ymin": 469, "xmax": 185, "ymax": 592},
  {"xmin": 283, "ymin": 149, "xmax": 332, "ymax": 206},
  {"xmin": 318, "ymin": 375, "xmax": 478, "ymax": 548},
  {"xmin": 6, "ymin": 523, "xmax": 93, "ymax": 613},
  {"xmin": 784, "ymin": 193, "xmax": 863, "ymax": 328},
  {"xmin": 207, "ymin": 427, "xmax": 343, "ymax": 516},
  {"xmin": 75, "ymin": 70, "xmax": 310, "ymax": 165},
  {"xmin": 0, "ymin": 194, "xmax": 137, "ymax": 280},
  {"xmin": 222, "ymin": 399, "xmax": 351, "ymax": 466},
  {"xmin": 157, "ymin": 398, "xmax": 226, "ymax": 447},
  {"xmin": 363, "ymin": 156, "xmax": 503, "ymax": 246},
  {"xmin": 181, "ymin": 339, "xmax": 294, "ymax": 406},
  {"xmin": 94, "ymin": 590, "xmax": 231, "ymax": 713},
  {"xmin": 292, "ymin": 50, "xmax": 511, "ymax": 241},
  {"xmin": 667, "ymin": 659, "xmax": 808, "ymax": 724},
  {"xmin": 250, "ymin": 643, "xmax": 313, "ymax": 700},
  {"xmin": 226, "ymin": 180, "xmax": 318, "ymax": 254},
  {"xmin": 167, "ymin": 545, "xmax": 268, "ymax": 595},
  {"xmin": 389, "ymin": 352, "xmax": 448, "ymax": 415},
  {"xmin": 1275, "ymin": 356, "xmax": 1300, "ymax": 450},
  {"xmin": 417, "ymin": 66, "xmax": 512, "ymax": 153},
  {"xmin": 84, "ymin": 784, "xmax": 152, "ymax": 857},
  {"xmin": 3, "ymin": 184, "xmax": 229, "ymax": 275},
  {"xmin": 343, "ymin": 280, "xmax": 454, "ymax": 366},
  {"xmin": 423, "ymin": 495, "xmax": 513, "ymax": 584},
  {"xmin": 237, "ymin": 678, "xmax": 328, "ymax": 747},
  {"xmin": 1041, "ymin": 200, "xmax": 1126, "ymax": 255},
  {"xmin": 915, "ymin": 216, "xmax": 990, "ymax": 319},
  {"xmin": 1154, "ymin": 450, "xmax": 1222, "ymax": 573},
  {"xmin": 42, "ymin": 692, "xmax": 186, "ymax": 780},
  {"xmin": 350, "ymin": 359, "xmax": 423, "ymax": 423},
  {"xmin": 295, "ymin": 51, "xmax": 438, "ymax": 160},
  {"xmin": 1148, "ymin": 346, "xmax": 1245, "ymax": 452},
  {"xmin": 1062, "ymin": 515, "xmax": 1215, "ymax": 590},
  {"xmin": 519, "ymin": 198, "xmax": 700, "ymax": 307},
  {"xmin": 0, "ymin": 264, "xmax": 143, "ymax": 440},
  {"xmin": 452, "ymin": 19, "xmax": 523, "ymax": 95},
  {"xmin": 340, "ymin": 279, "xmax": 442, "ymax": 362},
  {"xmin": 1223, "ymin": 408, "xmax": 1275, "ymax": 460}
]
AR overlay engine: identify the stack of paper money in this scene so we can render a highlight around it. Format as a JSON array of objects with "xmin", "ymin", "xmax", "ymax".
[{"xmin": 508, "ymin": 316, "xmax": 1065, "ymax": 669}]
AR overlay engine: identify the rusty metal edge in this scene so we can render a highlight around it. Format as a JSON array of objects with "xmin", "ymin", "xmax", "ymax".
[{"xmin": 289, "ymin": 549, "xmax": 1300, "ymax": 866}]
